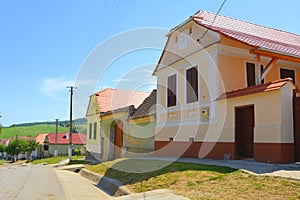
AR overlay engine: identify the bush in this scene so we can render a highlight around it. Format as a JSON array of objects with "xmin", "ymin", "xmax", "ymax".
[{"xmin": 73, "ymin": 149, "xmax": 80, "ymax": 156}]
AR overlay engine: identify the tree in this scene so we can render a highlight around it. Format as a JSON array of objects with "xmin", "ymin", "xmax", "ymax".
[
  {"xmin": 26, "ymin": 139, "xmax": 39, "ymax": 160},
  {"xmin": 6, "ymin": 139, "xmax": 27, "ymax": 161},
  {"xmin": 0, "ymin": 144, "xmax": 5, "ymax": 159},
  {"xmin": 0, "ymin": 115, "xmax": 2, "ymax": 134}
]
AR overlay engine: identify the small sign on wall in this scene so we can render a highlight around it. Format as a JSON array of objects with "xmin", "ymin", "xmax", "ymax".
[{"xmin": 200, "ymin": 107, "xmax": 209, "ymax": 122}]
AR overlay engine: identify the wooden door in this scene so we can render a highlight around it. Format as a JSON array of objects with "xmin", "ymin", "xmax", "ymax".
[
  {"xmin": 235, "ymin": 106, "xmax": 254, "ymax": 158},
  {"xmin": 294, "ymin": 97, "xmax": 300, "ymax": 161},
  {"xmin": 114, "ymin": 121, "xmax": 123, "ymax": 159}
]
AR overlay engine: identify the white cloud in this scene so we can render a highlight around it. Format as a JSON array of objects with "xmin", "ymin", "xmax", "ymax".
[
  {"xmin": 112, "ymin": 78, "xmax": 132, "ymax": 83},
  {"xmin": 40, "ymin": 77, "xmax": 74, "ymax": 101},
  {"xmin": 142, "ymin": 69, "xmax": 154, "ymax": 74}
]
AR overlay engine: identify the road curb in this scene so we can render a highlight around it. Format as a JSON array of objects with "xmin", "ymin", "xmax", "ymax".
[{"xmin": 79, "ymin": 168, "xmax": 132, "ymax": 197}]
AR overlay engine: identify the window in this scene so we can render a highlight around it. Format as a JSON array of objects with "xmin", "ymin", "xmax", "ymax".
[
  {"xmin": 175, "ymin": 36, "xmax": 178, "ymax": 43},
  {"xmin": 186, "ymin": 67, "xmax": 198, "ymax": 103},
  {"xmin": 189, "ymin": 27, "xmax": 192, "ymax": 35},
  {"xmin": 167, "ymin": 74, "xmax": 177, "ymax": 107},
  {"xmin": 169, "ymin": 137, "xmax": 174, "ymax": 141},
  {"xmin": 89, "ymin": 123, "xmax": 92, "ymax": 139},
  {"xmin": 189, "ymin": 137, "xmax": 194, "ymax": 142},
  {"xmin": 93, "ymin": 122, "xmax": 97, "ymax": 139},
  {"xmin": 44, "ymin": 145, "xmax": 49, "ymax": 151},
  {"xmin": 246, "ymin": 62, "xmax": 264, "ymax": 87},
  {"xmin": 280, "ymin": 68, "xmax": 295, "ymax": 83}
]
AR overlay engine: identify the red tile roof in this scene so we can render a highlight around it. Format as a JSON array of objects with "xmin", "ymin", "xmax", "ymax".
[
  {"xmin": 216, "ymin": 78, "xmax": 294, "ymax": 100},
  {"xmin": 46, "ymin": 133, "xmax": 86, "ymax": 145},
  {"xmin": 95, "ymin": 88, "xmax": 151, "ymax": 113},
  {"xmin": 35, "ymin": 134, "xmax": 48, "ymax": 145},
  {"xmin": 193, "ymin": 10, "xmax": 300, "ymax": 58},
  {"xmin": 0, "ymin": 138, "xmax": 10, "ymax": 146}
]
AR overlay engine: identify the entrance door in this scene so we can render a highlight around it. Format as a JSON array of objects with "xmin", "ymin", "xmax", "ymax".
[
  {"xmin": 114, "ymin": 121, "xmax": 123, "ymax": 159},
  {"xmin": 294, "ymin": 97, "xmax": 300, "ymax": 161},
  {"xmin": 235, "ymin": 105, "xmax": 254, "ymax": 158}
]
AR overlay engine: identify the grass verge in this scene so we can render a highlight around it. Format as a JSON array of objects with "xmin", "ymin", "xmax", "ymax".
[
  {"xmin": 86, "ymin": 158, "xmax": 300, "ymax": 200},
  {"xmin": 30, "ymin": 155, "xmax": 86, "ymax": 165}
]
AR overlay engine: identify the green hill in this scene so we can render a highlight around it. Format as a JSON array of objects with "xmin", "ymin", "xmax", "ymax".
[
  {"xmin": 1, "ymin": 124, "xmax": 69, "ymax": 139},
  {"xmin": 0, "ymin": 118, "xmax": 87, "ymax": 139}
]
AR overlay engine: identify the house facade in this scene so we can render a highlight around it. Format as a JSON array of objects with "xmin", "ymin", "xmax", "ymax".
[
  {"xmin": 43, "ymin": 133, "xmax": 86, "ymax": 157},
  {"xmin": 86, "ymin": 88, "xmax": 155, "ymax": 161},
  {"xmin": 153, "ymin": 10, "xmax": 300, "ymax": 163}
]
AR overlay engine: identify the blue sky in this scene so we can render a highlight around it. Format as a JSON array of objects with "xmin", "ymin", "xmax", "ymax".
[{"xmin": 0, "ymin": 0, "xmax": 299, "ymax": 126}]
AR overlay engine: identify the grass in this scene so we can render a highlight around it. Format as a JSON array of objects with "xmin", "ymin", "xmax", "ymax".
[
  {"xmin": 0, "ymin": 160, "xmax": 2, "ymax": 165},
  {"xmin": 30, "ymin": 155, "xmax": 86, "ymax": 165},
  {"xmin": 1, "ymin": 124, "xmax": 69, "ymax": 138},
  {"xmin": 86, "ymin": 158, "xmax": 300, "ymax": 200}
]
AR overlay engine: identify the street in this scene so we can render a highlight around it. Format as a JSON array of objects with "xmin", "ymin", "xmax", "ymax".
[{"xmin": 0, "ymin": 163, "xmax": 111, "ymax": 200}]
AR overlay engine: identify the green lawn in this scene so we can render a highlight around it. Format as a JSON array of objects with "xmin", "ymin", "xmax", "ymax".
[
  {"xmin": 30, "ymin": 155, "xmax": 86, "ymax": 165},
  {"xmin": 1, "ymin": 124, "xmax": 69, "ymax": 138},
  {"xmin": 86, "ymin": 158, "xmax": 300, "ymax": 200}
]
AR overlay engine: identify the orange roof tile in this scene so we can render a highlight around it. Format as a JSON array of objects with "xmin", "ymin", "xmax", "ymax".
[
  {"xmin": 216, "ymin": 78, "xmax": 294, "ymax": 100},
  {"xmin": 35, "ymin": 133, "xmax": 48, "ymax": 145},
  {"xmin": 193, "ymin": 10, "xmax": 300, "ymax": 58},
  {"xmin": 95, "ymin": 88, "xmax": 151, "ymax": 113}
]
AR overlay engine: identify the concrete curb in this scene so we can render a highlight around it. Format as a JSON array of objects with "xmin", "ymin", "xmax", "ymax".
[{"xmin": 79, "ymin": 168, "xmax": 132, "ymax": 197}]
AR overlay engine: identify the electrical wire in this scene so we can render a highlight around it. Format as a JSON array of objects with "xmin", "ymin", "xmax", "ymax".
[{"xmin": 197, "ymin": 0, "xmax": 227, "ymax": 42}]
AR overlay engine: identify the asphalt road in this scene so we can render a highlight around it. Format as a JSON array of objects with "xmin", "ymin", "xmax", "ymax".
[{"xmin": 0, "ymin": 163, "xmax": 111, "ymax": 200}]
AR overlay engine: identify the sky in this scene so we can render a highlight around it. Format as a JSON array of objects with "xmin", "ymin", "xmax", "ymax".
[{"xmin": 0, "ymin": 0, "xmax": 300, "ymax": 126}]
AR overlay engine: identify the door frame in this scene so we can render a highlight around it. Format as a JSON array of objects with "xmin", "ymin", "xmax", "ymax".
[
  {"xmin": 235, "ymin": 105, "xmax": 255, "ymax": 159},
  {"xmin": 294, "ymin": 96, "xmax": 300, "ymax": 161},
  {"xmin": 114, "ymin": 121, "xmax": 123, "ymax": 159},
  {"xmin": 108, "ymin": 120, "xmax": 124, "ymax": 160}
]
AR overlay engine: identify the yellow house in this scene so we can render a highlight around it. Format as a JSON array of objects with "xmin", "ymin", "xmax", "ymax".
[
  {"xmin": 153, "ymin": 10, "xmax": 300, "ymax": 163},
  {"xmin": 86, "ymin": 88, "xmax": 154, "ymax": 161}
]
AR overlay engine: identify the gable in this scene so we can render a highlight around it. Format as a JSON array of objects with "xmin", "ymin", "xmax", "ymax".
[
  {"xmin": 86, "ymin": 95, "xmax": 99, "ymax": 116},
  {"xmin": 154, "ymin": 19, "xmax": 220, "ymax": 74}
]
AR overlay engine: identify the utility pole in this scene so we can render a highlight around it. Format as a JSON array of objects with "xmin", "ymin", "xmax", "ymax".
[
  {"xmin": 55, "ymin": 119, "xmax": 58, "ymax": 157},
  {"xmin": 15, "ymin": 135, "xmax": 18, "ymax": 162},
  {"xmin": 67, "ymin": 86, "xmax": 77, "ymax": 161}
]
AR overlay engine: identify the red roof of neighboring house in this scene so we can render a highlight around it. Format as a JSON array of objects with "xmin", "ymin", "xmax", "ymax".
[
  {"xmin": 46, "ymin": 133, "xmax": 86, "ymax": 145},
  {"xmin": 193, "ymin": 10, "xmax": 300, "ymax": 58},
  {"xmin": 0, "ymin": 138, "xmax": 10, "ymax": 146},
  {"xmin": 216, "ymin": 78, "xmax": 294, "ymax": 100},
  {"xmin": 94, "ymin": 88, "xmax": 151, "ymax": 113},
  {"xmin": 35, "ymin": 134, "xmax": 48, "ymax": 145}
]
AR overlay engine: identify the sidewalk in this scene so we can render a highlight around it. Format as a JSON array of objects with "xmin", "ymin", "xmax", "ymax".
[
  {"xmin": 55, "ymin": 169, "xmax": 112, "ymax": 200},
  {"xmin": 141, "ymin": 157, "xmax": 300, "ymax": 180}
]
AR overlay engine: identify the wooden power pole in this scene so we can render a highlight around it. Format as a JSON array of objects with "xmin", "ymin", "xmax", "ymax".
[{"xmin": 67, "ymin": 86, "xmax": 76, "ymax": 161}]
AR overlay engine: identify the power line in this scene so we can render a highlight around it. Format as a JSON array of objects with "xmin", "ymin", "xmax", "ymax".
[{"xmin": 197, "ymin": 0, "xmax": 228, "ymax": 42}]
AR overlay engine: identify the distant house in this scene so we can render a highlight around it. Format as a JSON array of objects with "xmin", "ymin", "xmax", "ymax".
[
  {"xmin": 32, "ymin": 133, "xmax": 48, "ymax": 159},
  {"xmin": 153, "ymin": 10, "xmax": 300, "ymax": 163},
  {"xmin": 43, "ymin": 133, "xmax": 86, "ymax": 157},
  {"xmin": 6, "ymin": 136, "xmax": 35, "ymax": 160},
  {"xmin": 0, "ymin": 138, "xmax": 10, "ymax": 159},
  {"xmin": 86, "ymin": 88, "xmax": 155, "ymax": 161}
]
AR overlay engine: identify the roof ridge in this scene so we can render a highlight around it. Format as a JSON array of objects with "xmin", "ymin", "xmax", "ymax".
[
  {"xmin": 208, "ymin": 25, "xmax": 300, "ymax": 50},
  {"xmin": 96, "ymin": 87, "xmax": 151, "ymax": 94},
  {"xmin": 196, "ymin": 10, "xmax": 300, "ymax": 38}
]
